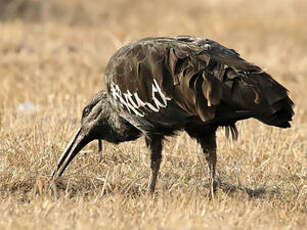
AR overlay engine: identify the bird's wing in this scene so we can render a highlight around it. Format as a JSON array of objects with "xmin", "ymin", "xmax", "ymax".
[
  {"xmin": 105, "ymin": 39, "xmax": 178, "ymax": 118},
  {"xmin": 105, "ymin": 36, "xmax": 293, "ymax": 127}
]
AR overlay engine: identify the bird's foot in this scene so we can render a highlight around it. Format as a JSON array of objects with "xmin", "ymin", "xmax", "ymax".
[{"xmin": 208, "ymin": 179, "xmax": 219, "ymax": 199}]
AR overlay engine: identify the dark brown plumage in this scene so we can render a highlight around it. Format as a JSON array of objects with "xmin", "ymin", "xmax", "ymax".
[{"xmin": 51, "ymin": 36, "xmax": 294, "ymax": 196}]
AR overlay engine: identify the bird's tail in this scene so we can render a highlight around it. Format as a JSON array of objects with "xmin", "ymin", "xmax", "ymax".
[{"xmin": 221, "ymin": 70, "xmax": 294, "ymax": 128}]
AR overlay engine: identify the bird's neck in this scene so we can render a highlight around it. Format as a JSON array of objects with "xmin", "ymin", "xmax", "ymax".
[{"xmin": 104, "ymin": 102, "xmax": 141, "ymax": 143}]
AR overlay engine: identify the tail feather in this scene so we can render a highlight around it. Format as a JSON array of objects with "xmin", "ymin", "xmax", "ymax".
[
  {"xmin": 221, "ymin": 71, "xmax": 294, "ymax": 128},
  {"xmin": 256, "ymin": 97, "xmax": 294, "ymax": 128}
]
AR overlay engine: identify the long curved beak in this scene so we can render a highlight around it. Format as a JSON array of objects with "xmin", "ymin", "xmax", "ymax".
[{"xmin": 51, "ymin": 127, "xmax": 91, "ymax": 179}]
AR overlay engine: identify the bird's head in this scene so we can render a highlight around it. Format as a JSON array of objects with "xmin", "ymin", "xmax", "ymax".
[
  {"xmin": 80, "ymin": 90, "xmax": 112, "ymax": 139},
  {"xmin": 51, "ymin": 90, "xmax": 111, "ymax": 178}
]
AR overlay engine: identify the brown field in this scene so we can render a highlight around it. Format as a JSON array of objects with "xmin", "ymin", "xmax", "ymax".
[{"xmin": 0, "ymin": 0, "xmax": 306, "ymax": 229}]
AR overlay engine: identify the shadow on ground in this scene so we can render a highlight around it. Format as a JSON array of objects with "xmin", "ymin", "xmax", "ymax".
[
  {"xmin": 0, "ymin": 176, "xmax": 281, "ymax": 201},
  {"xmin": 215, "ymin": 179, "xmax": 279, "ymax": 199}
]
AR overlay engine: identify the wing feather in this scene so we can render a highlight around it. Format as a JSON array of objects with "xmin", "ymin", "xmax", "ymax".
[{"xmin": 105, "ymin": 36, "xmax": 293, "ymax": 128}]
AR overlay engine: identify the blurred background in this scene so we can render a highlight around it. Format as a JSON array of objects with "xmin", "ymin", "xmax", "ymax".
[
  {"xmin": 0, "ymin": 0, "xmax": 306, "ymax": 189},
  {"xmin": 0, "ymin": 1, "xmax": 306, "ymax": 229},
  {"xmin": 0, "ymin": 0, "xmax": 306, "ymax": 174},
  {"xmin": 0, "ymin": 0, "xmax": 306, "ymax": 138},
  {"xmin": 0, "ymin": 0, "xmax": 306, "ymax": 105}
]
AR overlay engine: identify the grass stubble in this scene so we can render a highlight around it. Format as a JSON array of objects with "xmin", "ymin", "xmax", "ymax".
[{"xmin": 0, "ymin": 0, "xmax": 306, "ymax": 229}]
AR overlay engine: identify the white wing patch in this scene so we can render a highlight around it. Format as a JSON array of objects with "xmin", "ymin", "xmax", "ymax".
[{"xmin": 110, "ymin": 79, "xmax": 171, "ymax": 117}]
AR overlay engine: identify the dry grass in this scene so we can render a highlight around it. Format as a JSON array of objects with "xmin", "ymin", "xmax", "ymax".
[{"xmin": 0, "ymin": 0, "xmax": 306, "ymax": 229}]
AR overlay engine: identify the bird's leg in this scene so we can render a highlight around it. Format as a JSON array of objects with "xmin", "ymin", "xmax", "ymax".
[
  {"xmin": 197, "ymin": 132, "xmax": 217, "ymax": 198},
  {"xmin": 97, "ymin": 139, "xmax": 103, "ymax": 163},
  {"xmin": 145, "ymin": 135, "xmax": 163, "ymax": 194}
]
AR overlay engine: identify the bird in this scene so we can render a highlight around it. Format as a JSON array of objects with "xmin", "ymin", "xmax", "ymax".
[{"xmin": 51, "ymin": 35, "xmax": 294, "ymax": 197}]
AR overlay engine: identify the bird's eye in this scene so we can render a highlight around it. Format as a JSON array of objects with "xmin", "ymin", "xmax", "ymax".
[{"xmin": 83, "ymin": 107, "xmax": 90, "ymax": 117}]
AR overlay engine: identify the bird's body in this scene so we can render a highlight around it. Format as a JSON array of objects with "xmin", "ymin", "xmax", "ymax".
[{"xmin": 51, "ymin": 36, "xmax": 294, "ymax": 196}]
